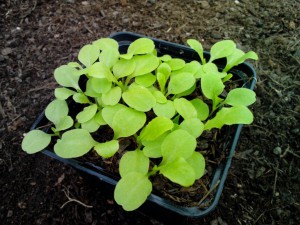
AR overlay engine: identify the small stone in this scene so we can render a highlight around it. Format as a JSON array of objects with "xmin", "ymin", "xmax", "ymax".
[
  {"xmin": 199, "ymin": 1, "xmax": 210, "ymax": 9},
  {"xmin": 289, "ymin": 21, "xmax": 296, "ymax": 29},
  {"xmin": 7, "ymin": 210, "xmax": 13, "ymax": 218},
  {"xmin": 211, "ymin": 31, "xmax": 222, "ymax": 39},
  {"xmin": 273, "ymin": 146, "xmax": 282, "ymax": 155},
  {"xmin": 0, "ymin": 55, "xmax": 4, "ymax": 62},
  {"xmin": 1, "ymin": 48, "xmax": 12, "ymax": 56}
]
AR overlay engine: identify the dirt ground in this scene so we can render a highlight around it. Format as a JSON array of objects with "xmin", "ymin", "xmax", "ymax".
[{"xmin": 1, "ymin": 0, "xmax": 299, "ymax": 224}]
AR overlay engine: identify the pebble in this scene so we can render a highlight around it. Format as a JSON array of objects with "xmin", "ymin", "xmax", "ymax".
[
  {"xmin": 211, "ymin": 31, "xmax": 222, "ymax": 39},
  {"xmin": 7, "ymin": 210, "xmax": 13, "ymax": 218},
  {"xmin": 198, "ymin": 1, "xmax": 210, "ymax": 9},
  {"xmin": 273, "ymin": 146, "xmax": 282, "ymax": 155},
  {"xmin": 1, "ymin": 48, "xmax": 12, "ymax": 56}
]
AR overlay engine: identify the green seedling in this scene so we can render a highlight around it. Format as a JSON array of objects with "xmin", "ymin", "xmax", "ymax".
[{"xmin": 22, "ymin": 36, "xmax": 258, "ymax": 211}]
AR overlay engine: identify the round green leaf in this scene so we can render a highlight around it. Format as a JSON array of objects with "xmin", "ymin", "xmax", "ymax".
[
  {"xmin": 54, "ymin": 129, "xmax": 97, "ymax": 158},
  {"xmin": 173, "ymin": 98, "xmax": 197, "ymax": 119},
  {"xmin": 81, "ymin": 117, "xmax": 101, "ymax": 133},
  {"xmin": 132, "ymin": 54, "xmax": 159, "ymax": 77},
  {"xmin": 93, "ymin": 38, "xmax": 119, "ymax": 51},
  {"xmin": 55, "ymin": 116, "xmax": 74, "ymax": 131},
  {"xmin": 76, "ymin": 104, "xmax": 98, "ymax": 123},
  {"xmin": 54, "ymin": 65, "xmax": 80, "ymax": 90},
  {"xmin": 209, "ymin": 40, "xmax": 236, "ymax": 62},
  {"xmin": 113, "ymin": 58, "xmax": 136, "ymax": 79},
  {"xmin": 89, "ymin": 77, "xmax": 112, "ymax": 94},
  {"xmin": 168, "ymin": 72, "xmax": 195, "ymax": 95},
  {"xmin": 73, "ymin": 93, "xmax": 90, "ymax": 104},
  {"xmin": 135, "ymin": 73, "xmax": 156, "ymax": 87},
  {"xmin": 102, "ymin": 104, "xmax": 126, "ymax": 127},
  {"xmin": 190, "ymin": 98, "xmax": 209, "ymax": 121},
  {"xmin": 102, "ymin": 86, "xmax": 122, "ymax": 106},
  {"xmin": 180, "ymin": 118, "xmax": 204, "ymax": 138},
  {"xmin": 122, "ymin": 85, "xmax": 156, "ymax": 112},
  {"xmin": 140, "ymin": 117, "xmax": 174, "ymax": 141},
  {"xmin": 186, "ymin": 152, "xmax": 206, "ymax": 179},
  {"xmin": 224, "ymin": 88, "xmax": 256, "ymax": 106},
  {"xmin": 78, "ymin": 44, "xmax": 99, "ymax": 67},
  {"xmin": 161, "ymin": 129, "xmax": 196, "ymax": 160},
  {"xmin": 54, "ymin": 88, "xmax": 75, "ymax": 100},
  {"xmin": 22, "ymin": 130, "xmax": 51, "ymax": 154},
  {"xmin": 112, "ymin": 107, "xmax": 146, "ymax": 139},
  {"xmin": 119, "ymin": 150, "xmax": 149, "ymax": 177},
  {"xmin": 99, "ymin": 48, "xmax": 120, "ymax": 69},
  {"xmin": 167, "ymin": 58, "xmax": 185, "ymax": 70},
  {"xmin": 114, "ymin": 172, "xmax": 152, "ymax": 211},
  {"xmin": 153, "ymin": 100, "xmax": 176, "ymax": 118},
  {"xmin": 127, "ymin": 38, "xmax": 155, "ymax": 55},
  {"xmin": 201, "ymin": 72, "xmax": 225, "ymax": 100},
  {"xmin": 94, "ymin": 140, "xmax": 119, "ymax": 158},
  {"xmin": 45, "ymin": 100, "xmax": 69, "ymax": 125},
  {"xmin": 159, "ymin": 157, "xmax": 195, "ymax": 187}
]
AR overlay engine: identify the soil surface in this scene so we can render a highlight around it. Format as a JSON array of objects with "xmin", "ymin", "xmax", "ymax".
[{"xmin": 1, "ymin": 0, "xmax": 299, "ymax": 224}]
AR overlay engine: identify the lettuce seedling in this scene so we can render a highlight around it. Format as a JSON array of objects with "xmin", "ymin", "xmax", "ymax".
[{"xmin": 22, "ymin": 36, "xmax": 258, "ymax": 211}]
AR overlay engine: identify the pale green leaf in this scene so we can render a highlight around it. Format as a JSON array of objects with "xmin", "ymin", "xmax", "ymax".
[
  {"xmin": 224, "ymin": 49, "xmax": 258, "ymax": 72},
  {"xmin": 85, "ymin": 79, "xmax": 102, "ymax": 97},
  {"xmin": 88, "ymin": 62, "xmax": 117, "ymax": 83},
  {"xmin": 73, "ymin": 93, "xmax": 90, "ymax": 104},
  {"xmin": 93, "ymin": 38, "xmax": 119, "ymax": 51},
  {"xmin": 55, "ymin": 116, "xmax": 73, "ymax": 131},
  {"xmin": 54, "ymin": 129, "xmax": 97, "ymax": 158},
  {"xmin": 54, "ymin": 65, "xmax": 80, "ymax": 90},
  {"xmin": 132, "ymin": 54, "xmax": 159, "ymax": 77},
  {"xmin": 159, "ymin": 54, "xmax": 172, "ymax": 62},
  {"xmin": 78, "ymin": 44, "xmax": 99, "ymax": 67},
  {"xmin": 89, "ymin": 77, "xmax": 112, "ymax": 94},
  {"xmin": 201, "ymin": 72, "xmax": 225, "ymax": 100},
  {"xmin": 168, "ymin": 72, "xmax": 195, "ymax": 95},
  {"xmin": 76, "ymin": 104, "xmax": 98, "ymax": 123},
  {"xmin": 114, "ymin": 172, "xmax": 152, "ymax": 211},
  {"xmin": 153, "ymin": 100, "xmax": 176, "ymax": 118},
  {"xmin": 54, "ymin": 88, "xmax": 75, "ymax": 100},
  {"xmin": 187, "ymin": 39, "xmax": 205, "ymax": 64},
  {"xmin": 112, "ymin": 107, "xmax": 146, "ymax": 139},
  {"xmin": 135, "ymin": 73, "xmax": 156, "ymax": 87},
  {"xmin": 102, "ymin": 104, "xmax": 126, "ymax": 127},
  {"xmin": 159, "ymin": 157, "xmax": 195, "ymax": 187},
  {"xmin": 161, "ymin": 129, "xmax": 196, "ymax": 160},
  {"xmin": 81, "ymin": 117, "xmax": 101, "ymax": 133},
  {"xmin": 122, "ymin": 84, "xmax": 156, "ymax": 112},
  {"xmin": 173, "ymin": 98, "xmax": 197, "ymax": 119},
  {"xmin": 119, "ymin": 150, "xmax": 149, "ymax": 177},
  {"xmin": 204, "ymin": 105, "xmax": 254, "ymax": 130},
  {"xmin": 128, "ymin": 38, "xmax": 155, "ymax": 55},
  {"xmin": 113, "ymin": 58, "xmax": 136, "ymax": 78},
  {"xmin": 142, "ymin": 133, "xmax": 168, "ymax": 158},
  {"xmin": 99, "ymin": 48, "xmax": 120, "ymax": 69},
  {"xmin": 102, "ymin": 86, "xmax": 122, "ymax": 106},
  {"xmin": 45, "ymin": 100, "xmax": 69, "ymax": 125},
  {"xmin": 180, "ymin": 118, "xmax": 204, "ymax": 138},
  {"xmin": 190, "ymin": 98, "xmax": 209, "ymax": 121},
  {"xmin": 67, "ymin": 61, "xmax": 83, "ymax": 69},
  {"xmin": 209, "ymin": 40, "xmax": 236, "ymax": 62},
  {"xmin": 186, "ymin": 152, "xmax": 206, "ymax": 179},
  {"xmin": 94, "ymin": 140, "xmax": 119, "ymax": 158},
  {"xmin": 22, "ymin": 130, "xmax": 51, "ymax": 154},
  {"xmin": 152, "ymin": 90, "xmax": 167, "ymax": 103},
  {"xmin": 224, "ymin": 88, "xmax": 256, "ymax": 106},
  {"xmin": 167, "ymin": 58, "xmax": 185, "ymax": 70},
  {"xmin": 140, "ymin": 117, "xmax": 174, "ymax": 141}
]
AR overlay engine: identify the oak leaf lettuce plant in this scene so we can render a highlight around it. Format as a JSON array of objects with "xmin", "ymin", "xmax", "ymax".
[{"xmin": 22, "ymin": 36, "xmax": 258, "ymax": 211}]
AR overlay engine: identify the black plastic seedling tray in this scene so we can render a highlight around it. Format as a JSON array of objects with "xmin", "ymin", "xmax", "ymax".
[{"xmin": 31, "ymin": 32, "xmax": 257, "ymax": 223}]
